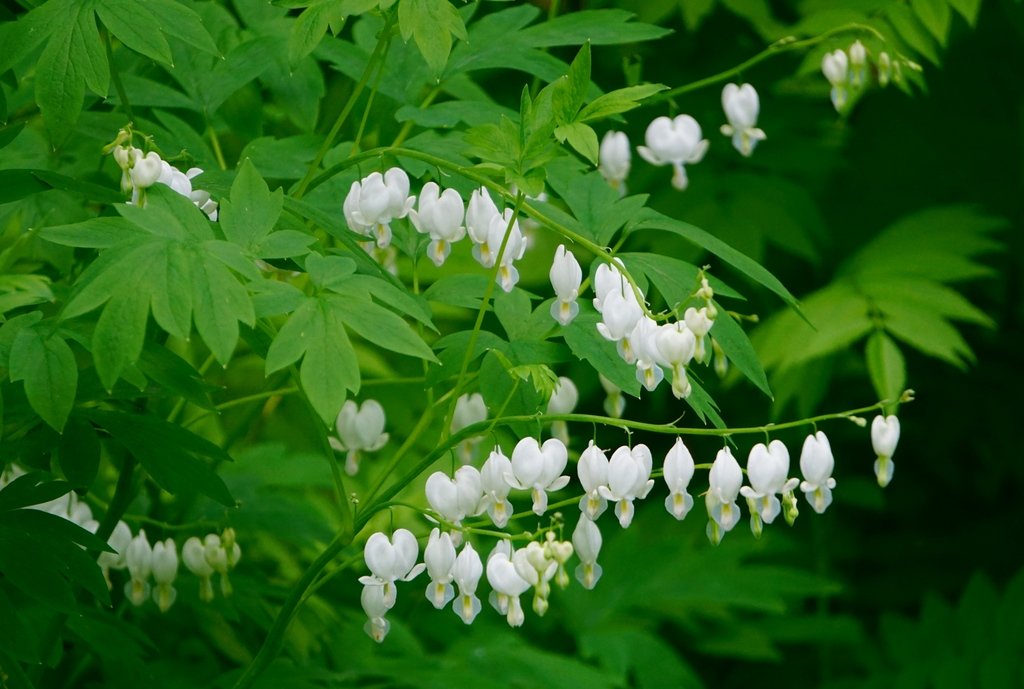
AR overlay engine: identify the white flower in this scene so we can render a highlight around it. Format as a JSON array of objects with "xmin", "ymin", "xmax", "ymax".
[
  {"xmin": 592, "ymin": 259, "xmax": 636, "ymax": 313},
  {"xmin": 452, "ymin": 542, "xmax": 484, "ymax": 624},
  {"xmin": 98, "ymin": 520, "xmax": 132, "ymax": 587},
  {"xmin": 740, "ymin": 440, "xmax": 799, "ymax": 526},
  {"xmin": 124, "ymin": 530, "xmax": 153, "ymax": 606},
  {"xmin": 871, "ymin": 415, "xmax": 900, "ymax": 487},
  {"xmin": 849, "ymin": 40, "xmax": 867, "ymax": 86},
  {"xmin": 878, "ymin": 52, "xmax": 892, "ymax": 87},
  {"xmin": 683, "ymin": 306, "xmax": 714, "ymax": 363},
  {"xmin": 547, "ymin": 375, "xmax": 579, "ymax": 446},
  {"xmin": 361, "ymin": 582, "xmax": 391, "ymax": 642},
  {"xmin": 637, "ymin": 115, "xmax": 709, "ymax": 191},
  {"xmin": 465, "ymin": 186, "xmax": 500, "ymax": 246},
  {"xmin": 423, "ymin": 528, "xmax": 457, "ymax": 609},
  {"xmin": 706, "ymin": 447, "xmax": 743, "ymax": 543},
  {"xmin": 203, "ymin": 529, "xmax": 242, "ymax": 597},
  {"xmin": 409, "ymin": 182, "xmax": 466, "ymax": 266},
  {"xmin": 597, "ymin": 290, "xmax": 644, "ymax": 363},
  {"xmin": 633, "ymin": 317, "xmax": 666, "ymax": 392},
  {"xmin": 359, "ymin": 529, "xmax": 425, "ymax": 608},
  {"xmin": 486, "ymin": 547, "xmax": 531, "ymax": 627},
  {"xmin": 332, "ymin": 399, "xmax": 389, "ymax": 475},
  {"xmin": 577, "ymin": 441, "xmax": 610, "ymax": 520},
  {"xmin": 151, "ymin": 538, "xmax": 179, "ymax": 612},
  {"xmin": 183, "ymin": 536, "xmax": 215, "ymax": 602},
  {"xmin": 543, "ymin": 531, "xmax": 574, "ymax": 589},
  {"xmin": 822, "ymin": 49, "xmax": 850, "ymax": 111},
  {"xmin": 506, "ymin": 437, "xmax": 570, "ymax": 515},
  {"xmin": 480, "ymin": 448, "xmax": 514, "ymax": 528},
  {"xmin": 425, "ymin": 466, "xmax": 483, "ymax": 536},
  {"xmin": 572, "ymin": 517, "xmax": 603, "ymax": 589},
  {"xmin": 599, "ymin": 373, "xmax": 626, "ymax": 418},
  {"xmin": 663, "ymin": 438, "xmax": 695, "ymax": 520},
  {"xmin": 129, "ymin": 151, "xmax": 162, "ymax": 189},
  {"xmin": 513, "ymin": 541, "xmax": 558, "ymax": 616},
  {"xmin": 598, "ymin": 444, "xmax": 655, "ymax": 528},
  {"xmin": 549, "ymin": 245, "xmax": 583, "ymax": 326},
  {"xmin": 452, "ymin": 392, "xmax": 488, "ymax": 463},
  {"xmin": 343, "ymin": 168, "xmax": 414, "ymax": 248},
  {"xmin": 655, "ymin": 321, "xmax": 697, "ymax": 399},
  {"xmin": 493, "ymin": 211, "xmax": 527, "ymax": 292},
  {"xmin": 720, "ymin": 83, "xmax": 766, "ymax": 157},
  {"xmin": 599, "ymin": 131, "xmax": 631, "ymax": 194},
  {"xmin": 799, "ymin": 431, "xmax": 837, "ymax": 514}
]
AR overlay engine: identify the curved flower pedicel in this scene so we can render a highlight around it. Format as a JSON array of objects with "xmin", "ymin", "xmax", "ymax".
[
  {"xmin": 637, "ymin": 114, "xmax": 709, "ymax": 190},
  {"xmin": 506, "ymin": 437, "xmax": 570, "ymax": 515}
]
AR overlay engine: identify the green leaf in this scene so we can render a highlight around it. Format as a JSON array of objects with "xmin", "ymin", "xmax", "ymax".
[
  {"xmin": 266, "ymin": 298, "xmax": 319, "ymax": 374},
  {"xmin": 191, "ymin": 252, "xmax": 255, "ymax": 365},
  {"xmin": 709, "ymin": 303, "xmax": 771, "ymax": 398},
  {"xmin": 554, "ymin": 122, "xmax": 599, "ymax": 166},
  {"xmin": 136, "ymin": 342, "xmax": 217, "ymax": 409},
  {"xmin": 35, "ymin": 11, "xmax": 85, "ymax": 143},
  {"xmin": 551, "ymin": 43, "xmax": 591, "ymax": 124},
  {"xmin": 8, "ymin": 327, "xmax": 78, "ymax": 432},
  {"xmin": 93, "ymin": 286, "xmax": 150, "ymax": 391},
  {"xmin": 948, "ymin": 0, "xmax": 981, "ymax": 26},
  {"xmin": 397, "ymin": 0, "xmax": 467, "ymax": 77},
  {"xmin": 289, "ymin": 0, "xmax": 345, "ymax": 64},
  {"xmin": 305, "ymin": 253, "xmax": 357, "ymax": 292},
  {"xmin": 562, "ymin": 304, "xmax": 640, "ymax": 396},
  {"xmin": 301, "ymin": 299, "xmax": 360, "ymax": 423},
  {"xmin": 395, "ymin": 100, "xmax": 517, "ymax": 128},
  {"xmin": 149, "ymin": 243, "xmax": 194, "ymax": 340},
  {"xmin": 331, "ymin": 294, "xmax": 437, "ymax": 362},
  {"xmin": 633, "ymin": 210, "xmax": 800, "ymax": 312},
  {"xmin": 494, "ymin": 288, "xmax": 535, "ymax": 341},
  {"xmin": 620, "ymin": 252, "xmax": 744, "ymax": 305},
  {"xmin": 866, "ymin": 330, "xmax": 906, "ymax": 413},
  {"xmin": 544, "ymin": 160, "xmax": 649, "ymax": 246},
  {"xmin": 886, "ymin": 4, "xmax": 940, "ymax": 65},
  {"xmin": 912, "ymin": 0, "xmax": 952, "ymax": 44},
  {"xmin": 56, "ymin": 418, "xmax": 101, "ymax": 489},
  {"xmin": 147, "ymin": 0, "xmax": 220, "ymax": 55},
  {"xmin": 95, "ymin": 0, "xmax": 173, "ymax": 64},
  {"xmin": 41, "ymin": 217, "xmax": 143, "ymax": 248},
  {"xmin": 577, "ymin": 83, "xmax": 667, "ymax": 123},
  {"xmin": 72, "ymin": 6, "xmax": 109, "ymax": 97},
  {"xmin": 520, "ymin": 9, "xmax": 671, "ymax": 47},
  {"xmin": 220, "ymin": 159, "xmax": 284, "ymax": 252},
  {"xmin": 86, "ymin": 409, "xmax": 235, "ymax": 506}
]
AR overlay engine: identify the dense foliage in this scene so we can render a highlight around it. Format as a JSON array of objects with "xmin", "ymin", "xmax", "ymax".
[{"xmin": 0, "ymin": 0, "xmax": 1021, "ymax": 688}]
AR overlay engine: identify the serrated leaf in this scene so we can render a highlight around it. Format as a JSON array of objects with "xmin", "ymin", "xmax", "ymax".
[
  {"xmin": 8, "ymin": 327, "xmax": 78, "ymax": 432},
  {"xmin": 86, "ymin": 409, "xmax": 234, "ymax": 506},
  {"xmin": 95, "ymin": 0, "xmax": 172, "ymax": 64},
  {"xmin": 398, "ymin": 0, "xmax": 467, "ymax": 77},
  {"xmin": 555, "ymin": 122, "xmax": 599, "ymax": 165},
  {"xmin": 220, "ymin": 159, "xmax": 284, "ymax": 252},
  {"xmin": 35, "ymin": 11, "xmax": 85, "ymax": 143},
  {"xmin": 147, "ymin": 0, "xmax": 220, "ymax": 55},
  {"xmin": 300, "ymin": 299, "xmax": 360, "ymax": 423},
  {"xmin": 866, "ymin": 330, "xmax": 906, "ymax": 414},
  {"xmin": 191, "ymin": 252, "xmax": 254, "ymax": 365},
  {"xmin": 331, "ymin": 294, "xmax": 437, "ymax": 362},
  {"xmin": 93, "ymin": 284, "xmax": 150, "ymax": 390}
]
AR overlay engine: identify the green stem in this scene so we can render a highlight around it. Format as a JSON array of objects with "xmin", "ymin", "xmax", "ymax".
[
  {"xmin": 351, "ymin": 34, "xmax": 394, "ymax": 155},
  {"xmin": 440, "ymin": 192, "xmax": 526, "ymax": 437},
  {"xmin": 293, "ymin": 13, "xmax": 397, "ymax": 199},
  {"xmin": 391, "ymin": 86, "xmax": 441, "ymax": 148},
  {"xmin": 230, "ymin": 531, "xmax": 351, "ymax": 689},
  {"xmin": 103, "ymin": 30, "xmax": 133, "ymax": 122},
  {"xmin": 208, "ymin": 124, "xmax": 228, "ymax": 171},
  {"xmin": 650, "ymin": 23, "xmax": 886, "ymax": 105}
]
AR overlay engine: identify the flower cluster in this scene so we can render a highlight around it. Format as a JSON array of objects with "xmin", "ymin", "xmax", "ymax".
[
  {"xmin": 822, "ymin": 40, "xmax": 914, "ymax": 112},
  {"xmin": 109, "ymin": 134, "xmax": 218, "ymax": 219},
  {"xmin": 466, "ymin": 187, "xmax": 529, "ymax": 292},
  {"xmin": 355, "ymin": 409, "xmax": 904, "ymax": 639},
  {"xmin": 592, "ymin": 261, "xmax": 718, "ymax": 400}
]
